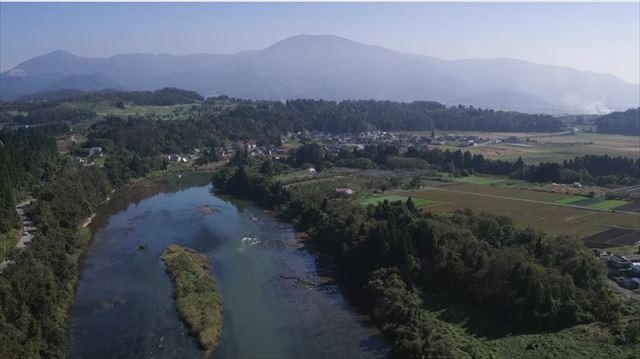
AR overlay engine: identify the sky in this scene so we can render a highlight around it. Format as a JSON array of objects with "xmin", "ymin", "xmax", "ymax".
[{"xmin": 1, "ymin": 3, "xmax": 639, "ymax": 84}]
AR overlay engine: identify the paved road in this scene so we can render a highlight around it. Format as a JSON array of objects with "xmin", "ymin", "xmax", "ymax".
[
  {"xmin": 421, "ymin": 185, "xmax": 640, "ymax": 216},
  {"xmin": 15, "ymin": 198, "xmax": 36, "ymax": 247}
]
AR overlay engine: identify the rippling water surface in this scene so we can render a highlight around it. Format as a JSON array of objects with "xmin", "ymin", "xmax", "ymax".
[{"xmin": 67, "ymin": 175, "xmax": 387, "ymax": 358}]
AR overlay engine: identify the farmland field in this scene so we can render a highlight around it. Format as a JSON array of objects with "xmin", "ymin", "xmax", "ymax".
[
  {"xmin": 554, "ymin": 196, "xmax": 588, "ymax": 205},
  {"xmin": 441, "ymin": 131, "xmax": 640, "ymax": 164},
  {"xmin": 450, "ymin": 175, "xmax": 504, "ymax": 185},
  {"xmin": 554, "ymin": 196, "xmax": 629, "ymax": 209},
  {"xmin": 589, "ymin": 199, "xmax": 630, "ymax": 210},
  {"xmin": 409, "ymin": 183, "xmax": 640, "ymax": 238}
]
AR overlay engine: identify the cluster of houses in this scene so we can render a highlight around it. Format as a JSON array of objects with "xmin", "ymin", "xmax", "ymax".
[
  {"xmin": 292, "ymin": 130, "xmax": 394, "ymax": 144},
  {"xmin": 287, "ymin": 130, "xmax": 534, "ymax": 158},
  {"xmin": 602, "ymin": 251, "xmax": 640, "ymax": 290},
  {"xmin": 209, "ymin": 141, "xmax": 289, "ymax": 160},
  {"xmin": 157, "ymin": 129, "xmax": 524, "ymax": 167}
]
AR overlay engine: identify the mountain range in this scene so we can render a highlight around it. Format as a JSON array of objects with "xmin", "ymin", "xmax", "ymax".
[{"xmin": 2, "ymin": 34, "xmax": 638, "ymax": 114}]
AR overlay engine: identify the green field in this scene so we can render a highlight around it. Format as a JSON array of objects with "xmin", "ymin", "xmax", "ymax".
[
  {"xmin": 96, "ymin": 103, "xmax": 193, "ymax": 118},
  {"xmin": 554, "ymin": 196, "xmax": 589, "ymax": 205},
  {"xmin": 451, "ymin": 175, "xmax": 504, "ymax": 185},
  {"xmin": 589, "ymin": 199, "xmax": 630, "ymax": 210},
  {"xmin": 554, "ymin": 196, "xmax": 629, "ymax": 210},
  {"xmin": 411, "ymin": 183, "xmax": 640, "ymax": 238},
  {"xmin": 444, "ymin": 131, "xmax": 640, "ymax": 164},
  {"xmin": 358, "ymin": 194, "xmax": 435, "ymax": 207}
]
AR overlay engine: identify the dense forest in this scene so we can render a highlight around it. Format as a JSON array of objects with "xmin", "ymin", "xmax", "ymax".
[
  {"xmin": 404, "ymin": 147, "xmax": 640, "ymax": 186},
  {"xmin": 0, "ymin": 163, "xmax": 112, "ymax": 358},
  {"xmin": 211, "ymin": 158, "xmax": 628, "ymax": 358},
  {"xmin": 0, "ymin": 128, "xmax": 58, "ymax": 232},
  {"xmin": 2, "ymin": 89, "xmax": 564, "ymax": 133},
  {"xmin": 16, "ymin": 87, "xmax": 204, "ymax": 106},
  {"xmin": 196, "ymin": 98, "xmax": 564, "ymax": 133},
  {"xmin": 595, "ymin": 108, "xmax": 640, "ymax": 136}
]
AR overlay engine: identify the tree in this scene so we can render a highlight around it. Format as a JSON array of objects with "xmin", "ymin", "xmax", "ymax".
[{"xmin": 408, "ymin": 177, "xmax": 421, "ymax": 191}]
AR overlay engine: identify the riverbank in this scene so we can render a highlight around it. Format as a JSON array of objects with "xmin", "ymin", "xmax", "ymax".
[{"xmin": 161, "ymin": 245, "xmax": 223, "ymax": 351}]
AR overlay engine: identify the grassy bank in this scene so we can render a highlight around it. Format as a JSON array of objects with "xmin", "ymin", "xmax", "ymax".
[{"xmin": 161, "ymin": 245, "xmax": 223, "ymax": 351}]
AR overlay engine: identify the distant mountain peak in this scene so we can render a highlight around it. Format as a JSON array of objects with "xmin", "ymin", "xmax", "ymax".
[
  {"xmin": 46, "ymin": 49, "xmax": 75, "ymax": 56},
  {"xmin": 32, "ymin": 50, "xmax": 79, "ymax": 62},
  {"xmin": 1, "ymin": 34, "xmax": 638, "ymax": 113},
  {"xmin": 270, "ymin": 34, "xmax": 354, "ymax": 46},
  {"xmin": 265, "ymin": 34, "xmax": 378, "ymax": 52}
]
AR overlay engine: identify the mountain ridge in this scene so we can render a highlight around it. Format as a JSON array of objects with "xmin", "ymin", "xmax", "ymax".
[{"xmin": 2, "ymin": 34, "xmax": 638, "ymax": 113}]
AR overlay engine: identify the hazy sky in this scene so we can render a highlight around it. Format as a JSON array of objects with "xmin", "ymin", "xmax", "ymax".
[{"xmin": 1, "ymin": 3, "xmax": 639, "ymax": 84}]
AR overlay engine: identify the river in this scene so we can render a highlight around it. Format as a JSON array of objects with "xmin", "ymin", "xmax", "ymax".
[{"xmin": 67, "ymin": 173, "xmax": 388, "ymax": 358}]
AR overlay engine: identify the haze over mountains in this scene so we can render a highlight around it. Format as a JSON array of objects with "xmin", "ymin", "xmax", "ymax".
[{"xmin": 2, "ymin": 34, "xmax": 638, "ymax": 114}]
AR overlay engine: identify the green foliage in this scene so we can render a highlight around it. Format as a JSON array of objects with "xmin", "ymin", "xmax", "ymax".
[
  {"xmin": 0, "ymin": 163, "xmax": 112, "ymax": 358},
  {"xmin": 161, "ymin": 245, "xmax": 223, "ymax": 351},
  {"xmin": 405, "ymin": 145, "xmax": 639, "ymax": 186},
  {"xmin": 367, "ymin": 268, "xmax": 458, "ymax": 358},
  {"xmin": 625, "ymin": 321, "xmax": 640, "ymax": 344},
  {"xmin": 213, "ymin": 162, "xmax": 626, "ymax": 357},
  {"xmin": 595, "ymin": 108, "xmax": 640, "ymax": 136},
  {"xmin": 293, "ymin": 142, "xmax": 326, "ymax": 169},
  {"xmin": 17, "ymin": 87, "xmax": 204, "ymax": 106},
  {"xmin": 0, "ymin": 127, "xmax": 58, "ymax": 232},
  {"xmin": 334, "ymin": 157, "xmax": 377, "ymax": 169},
  {"xmin": 19, "ymin": 106, "xmax": 96, "ymax": 125}
]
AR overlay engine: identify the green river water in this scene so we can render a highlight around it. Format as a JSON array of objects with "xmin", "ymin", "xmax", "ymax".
[{"xmin": 67, "ymin": 174, "xmax": 387, "ymax": 358}]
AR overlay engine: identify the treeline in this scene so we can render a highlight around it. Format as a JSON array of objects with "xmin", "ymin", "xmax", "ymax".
[
  {"xmin": 3, "ymin": 90, "xmax": 564, "ymax": 134},
  {"xmin": 0, "ymin": 101, "xmax": 96, "ymax": 126},
  {"xmin": 16, "ymin": 87, "xmax": 204, "ymax": 106},
  {"xmin": 514, "ymin": 155, "xmax": 640, "ymax": 186},
  {"xmin": 595, "ymin": 108, "xmax": 640, "ymax": 136},
  {"xmin": 293, "ymin": 141, "xmax": 639, "ymax": 186},
  {"xmin": 0, "ymin": 164, "xmax": 112, "ymax": 358},
  {"xmin": 406, "ymin": 147, "xmax": 640, "ymax": 186},
  {"xmin": 18, "ymin": 107, "xmax": 96, "ymax": 125},
  {"xmin": 0, "ymin": 128, "xmax": 58, "ymax": 232},
  {"xmin": 196, "ymin": 98, "xmax": 564, "ymax": 134},
  {"xmin": 211, "ymin": 160, "xmax": 620, "ymax": 357}
]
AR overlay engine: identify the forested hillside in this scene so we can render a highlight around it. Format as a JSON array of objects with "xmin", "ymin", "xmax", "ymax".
[
  {"xmin": 18, "ymin": 87, "xmax": 204, "ymax": 106},
  {"xmin": 199, "ymin": 98, "xmax": 564, "ymax": 133},
  {"xmin": 211, "ymin": 157, "xmax": 632, "ymax": 357},
  {"xmin": 2, "ymin": 91, "xmax": 564, "ymax": 133},
  {"xmin": 0, "ymin": 129, "xmax": 58, "ymax": 232},
  {"xmin": 0, "ymin": 162, "xmax": 112, "ymax": 358},
  {"xmin": 595, "ymin": 108, "xmax": 640, "ymax": 136}
]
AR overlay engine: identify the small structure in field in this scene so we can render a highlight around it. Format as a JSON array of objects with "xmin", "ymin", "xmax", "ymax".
[{"xmin": 335, "ymin": 188, "xmax": 354, "ymax": 196}]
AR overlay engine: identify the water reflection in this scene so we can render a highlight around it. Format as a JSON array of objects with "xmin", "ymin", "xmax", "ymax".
[{"xmin": 68, "ymin": 175, "xmax": 387, "ymax": 359}]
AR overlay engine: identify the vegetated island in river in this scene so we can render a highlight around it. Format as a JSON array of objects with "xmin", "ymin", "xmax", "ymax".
[{"xmin": 161, "ymin": 245, "xmax": 223, "ymax": 351}]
